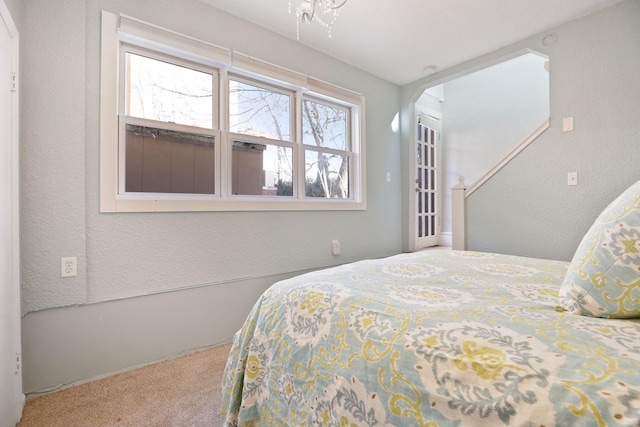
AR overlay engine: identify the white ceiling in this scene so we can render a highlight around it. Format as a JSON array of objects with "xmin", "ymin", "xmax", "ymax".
[{"xmin": 198, "ymin": 0, "xmax": 622, "ymax": 85}]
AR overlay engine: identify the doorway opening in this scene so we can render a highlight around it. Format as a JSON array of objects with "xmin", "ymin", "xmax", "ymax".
[{"xmin": 410, "ymin": 51, "xmax": 550, "ymax": 250}]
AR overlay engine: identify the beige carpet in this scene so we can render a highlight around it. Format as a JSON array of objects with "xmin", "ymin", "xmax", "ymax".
[{"xmin": 18, "ymin": 342, "xmax": 232, "ymax": 427}]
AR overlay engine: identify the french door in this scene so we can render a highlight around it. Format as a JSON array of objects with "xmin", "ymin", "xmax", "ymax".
[{"xmin": 414, "ymin": 115, "xmax": 440, "ymax": 249}]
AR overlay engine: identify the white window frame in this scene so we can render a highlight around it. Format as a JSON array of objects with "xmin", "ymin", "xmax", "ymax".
[
  {"xmin": 100, "ymin": 11, "xmax": 366, "ymax": 212},
  {"xmin": 118, "ymin": 46, "xmax": 221, "ymax": 198},
  {"xmin": 301, "ymin": 95, "xmax": 353, "ymax": 199},
  {"xmin": 227, "ymin": 133, "xmax": 298, "ymax": 198},
  {"xmin": 228, "ymin": 74, "xmax": 295, "ymax": 143}
]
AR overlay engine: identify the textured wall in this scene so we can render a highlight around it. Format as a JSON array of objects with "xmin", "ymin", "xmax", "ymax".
[
  {"xmin": 465, "ymin": 0, "xmax": 640, "ymax": 261},
  {"xmin": 441, "ymin": 53, "xmax": 549, "ymax": 233},
  {"xmin": 21, "ymin": 0, "xmax": 88, "ymax": 311},
  {"xmin": 20, "ymin": 0, "xmax": 403, "ymax": 392},
  {"xmin": 400, "ymin": 0, "xmax": 640, "ymax": 260},
  {"xmin": 21, "ymin": 0, "xmax": 402, "ymax": 313}
]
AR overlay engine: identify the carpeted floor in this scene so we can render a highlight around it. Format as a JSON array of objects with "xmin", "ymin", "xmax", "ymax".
[{"xmin": 17, "ymin": 342, "xmax": 232, "ymax": 427}]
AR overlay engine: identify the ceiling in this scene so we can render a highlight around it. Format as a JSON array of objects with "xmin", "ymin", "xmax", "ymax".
[{"xmin": 198, "ymin": 0, "xmax": 622, "ymax": 86}]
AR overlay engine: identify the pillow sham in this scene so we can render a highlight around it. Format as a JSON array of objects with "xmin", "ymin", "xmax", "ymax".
[{"xmin": 557, "ymin": 180, "xmax": 640, "ymax": 318}]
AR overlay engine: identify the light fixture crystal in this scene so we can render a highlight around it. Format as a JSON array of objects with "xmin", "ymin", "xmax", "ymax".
[{"xmin": 289, "ymin": 0, "xmax": 348, "ymax": 39}]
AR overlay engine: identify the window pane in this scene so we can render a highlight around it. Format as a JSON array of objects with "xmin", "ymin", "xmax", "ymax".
[
  {"xmin": 229, "ymin": 79, "xmax": 291, "ymax": 141},
  {"xmin": 305, "ymin": 150, "xmax": 349, "ymax": 198},
  {"xmin": 125, "ymin": 124, "xmax": 214, "ymax": 194},
  {"xmin": 302, "ymin": 99, "xmax": 348, "ymax": 150},
  {"xmin": 232, "ymin": 141, "xmax": 293, "ymax": 196},
  {"xmin": 125, "ymin": 53, "xmax": 213, "ymax": 129}
]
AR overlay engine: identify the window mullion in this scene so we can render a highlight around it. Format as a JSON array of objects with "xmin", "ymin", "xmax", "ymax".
[
  {"xmin": 123, "ymin": 116, "xmax": 216, "ymax": 136},
  {"xmin": 302, "ymin": 145, "xmax": 349, "ymax": 158},
  {"xmin": 219, "ymin": 67, "xmax": 229, "ymax": 198},
  {"xmin": 295, "ymin": 90, "xmax": 304, "ymax": 200}
]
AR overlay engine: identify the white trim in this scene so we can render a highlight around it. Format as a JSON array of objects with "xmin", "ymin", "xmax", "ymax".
[
  {"xmin": 100, "ymin": 11, "xmax": 366, "ymax": 213},
  {"xmin": 307, "ymin": 76, "xmax": 363, "ymax": 106},
  {"xmin": 418, "ymin": 108, "xmax": 442, "ymax": 121},
  {"xmin": 118, "ymin": 14, "xmax": 231, "ymax": 67},
  {"xmin": 0, "ymin": 0, "xmax": 24, "ymax": 422},
  {"xmin": 231, "ymin": 51, "xmax": 307, "ymax": 89},
  {"xmin": 465, "ymin": 118, "xmax": 550, "ymax": 197},
  {"xmin": 451, "ymin": 178, "xmax": 467, "ymax": 250},
  {"xmin": 408, "ymin": 48, "xmax": 549, "ymax": 106},
  {"xmin": 294, "ymin": 89, "xmax": 304, "ymax": 198},
  {"xmin": 354, "ymin": 102, "xmax": 366, "ymax": 208},
  {"xmin": 100, "ymin": 11, "xmax": 119, "ymax": 212},
  {"xmin": 438, "ymin": 231, "xmax": 452, "ymax": 248}
]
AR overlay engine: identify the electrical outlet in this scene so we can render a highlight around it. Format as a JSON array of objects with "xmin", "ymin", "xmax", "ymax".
[{"xmin": 61, "ymin": 257, "xmax": 77, "ymax": 278}]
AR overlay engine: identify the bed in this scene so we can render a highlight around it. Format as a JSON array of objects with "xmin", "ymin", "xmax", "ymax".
[{"xmin": 221, "ymin": 181, "xmax": 640, "ymax": 426}]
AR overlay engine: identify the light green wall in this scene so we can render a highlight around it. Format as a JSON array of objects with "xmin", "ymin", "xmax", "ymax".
[
  {"xmin": 400, "ymin": 0, "xmax": 640, "ymax": 260},
  {"xmin": 20, "ymin": 0, "xmax": 402, "ymax": 393},
  {"xmin": 466, "ymin": 0, "xmax": 640, "ymax": 261},
  {"xmin": 441, "ymin": 53, "xmax": 550, "ymax": 234}
]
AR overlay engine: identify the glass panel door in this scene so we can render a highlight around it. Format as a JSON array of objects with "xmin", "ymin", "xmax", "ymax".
[{"xmin": 415, "ymin": 116, "xmax": 440, "ymax": 249}]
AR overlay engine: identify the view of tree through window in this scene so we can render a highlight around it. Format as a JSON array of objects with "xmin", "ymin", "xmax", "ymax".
[
  {"xmin": 302, "ymin": 99, "xmax": 349, "ymax": 198},
  {"xmin": 126, "ymin": 53, "xmax": 213, "ymax": 129},
  {"xmin": 227, "ymin": 83, "xmax": 351, "ymax": 198},
  {"xmin": 228, "ymin": 79, "xmax": 291, "ymax": 140},
  {"xmin": 229, "ymin": 78, "xmax": 293, "ymax": 196}
]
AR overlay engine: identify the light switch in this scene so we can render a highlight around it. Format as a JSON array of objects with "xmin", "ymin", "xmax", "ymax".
[
  {"xmin": 332, "ymin": 240, "xmax": 341, "ymax": 255},
  {"xmin": 567, "ymin": 172, "xmax": 578, "ymax": 186},
  {"xmin": 563, "ymin": 117, "xmax": 574, "ymax": 132}
]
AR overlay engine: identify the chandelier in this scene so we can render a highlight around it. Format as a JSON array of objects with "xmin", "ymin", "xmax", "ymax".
[{"xmin": 289, "ymin": 0, "xmax": 348, "ymax": 39}]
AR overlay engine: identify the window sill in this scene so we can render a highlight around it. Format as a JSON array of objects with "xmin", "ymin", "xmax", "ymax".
[{"xmin": 101, "ymin": 195, "xmax": 366, "ymax": 213}]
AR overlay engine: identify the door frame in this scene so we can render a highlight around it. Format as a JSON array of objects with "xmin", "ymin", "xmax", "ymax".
[
  {"xmin": 0, "ymin": 0, "xmax": 23, "ymax": 423},
  {"xmin": 408, "ymin": 85, "xmax": 446, "ymax": 252}
]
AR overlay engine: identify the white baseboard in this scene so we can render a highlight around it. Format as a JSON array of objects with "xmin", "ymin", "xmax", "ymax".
[{"xmin": 439, "ymin": 232, "xmax": 452, "ymax": 248}]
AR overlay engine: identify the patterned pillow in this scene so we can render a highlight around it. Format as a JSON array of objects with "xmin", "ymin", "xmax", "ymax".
[{"xmin": 557, "ymin": 180, "xmax": 640, "ymax": 318}]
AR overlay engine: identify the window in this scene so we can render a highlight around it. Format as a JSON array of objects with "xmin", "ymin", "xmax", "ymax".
[
  {"xmin": 302, "ymin": 98, "xmax": 350, "ymax": 198},
  {"xmin": 100, "ymin": 11, "xmax": 365, "ymax": 212},
  {"xmin": 120, "ymin": 50, "xmax": 218, "ymax": 195},
  {"xmin": 125, "ymin": 52, "xmax": 214, "ymax": 129},
  {"xmin": 229, "ymin": 77, "xmax": 295, "ymax": 197},
  {"xmin": 229, "ymin": 78, "xmax": 292, "ymax": 141}
]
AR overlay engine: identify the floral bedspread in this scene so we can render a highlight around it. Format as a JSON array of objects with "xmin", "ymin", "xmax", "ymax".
[{"xmin": 221, "ymin": 250, "xmax": 640, "ymax": 426}]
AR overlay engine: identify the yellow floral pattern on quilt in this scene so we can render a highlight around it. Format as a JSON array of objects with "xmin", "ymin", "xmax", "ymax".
[
  {"xmin": 559, "ymin": 180, "xmax": 640, "ymax": 318},
  {"xmin": 222, "ymin": 250, "xmax": 640, "ymax": 426}
]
